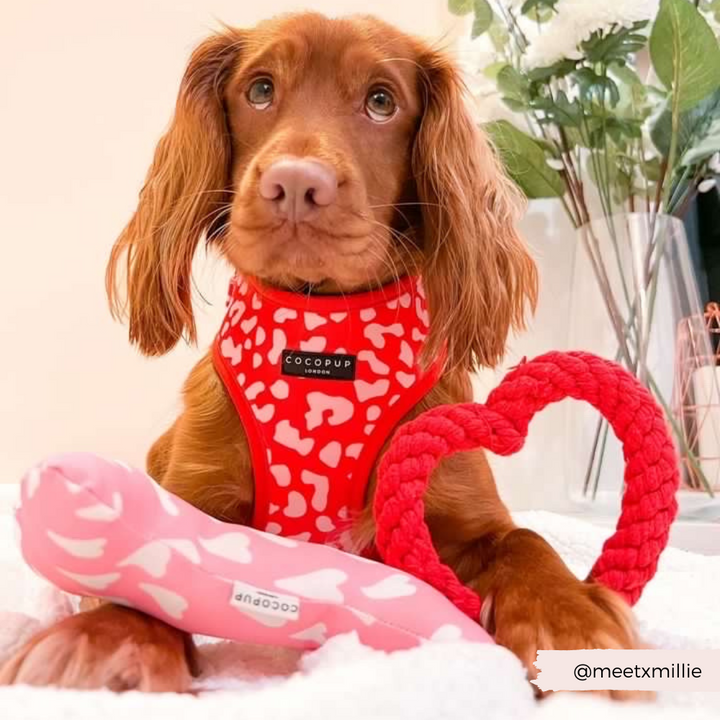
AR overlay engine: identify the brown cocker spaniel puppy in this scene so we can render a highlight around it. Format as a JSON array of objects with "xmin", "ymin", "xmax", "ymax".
[{"xmin": 0, "ymin": 12, "xmax": 639, "ymax": 698}]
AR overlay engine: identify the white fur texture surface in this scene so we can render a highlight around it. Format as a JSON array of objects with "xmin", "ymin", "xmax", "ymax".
[{"xmin": 0, "ymin": 497, "xmax": 719, "ymax": 719}]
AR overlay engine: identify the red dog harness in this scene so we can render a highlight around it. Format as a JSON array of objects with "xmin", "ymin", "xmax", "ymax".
[{"xmin": 212, "ymin": 275, "xmax": 441, "ymax": 546}]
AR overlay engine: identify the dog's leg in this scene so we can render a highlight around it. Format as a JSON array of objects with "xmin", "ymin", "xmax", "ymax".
[
  {"xmin": 461, "ymin": 526, "xmax": 643, "ymax": 699},
  {"xmin": 1, "ymin": 357, "xmax": 252, "ymax": 691},
  {"xmin": 419, "ymin": 451, "xmax": 643, "ymax": 700},
  {"xmin": 0, "ymin": 604, "xmax": 196, "ymax": 691}
]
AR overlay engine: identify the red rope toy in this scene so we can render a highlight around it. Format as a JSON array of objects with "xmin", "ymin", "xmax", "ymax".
[{"xmin": 374, "ymin": 351, "xmax": 680, "ymax": 618}]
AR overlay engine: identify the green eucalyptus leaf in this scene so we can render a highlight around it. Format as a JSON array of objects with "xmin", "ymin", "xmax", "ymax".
[
  {"xmin": 609, "ymin": 63, "xmax": 644, "ymax": 102},
  {"xmin": 525, "ymin": 6, "xmax": 554, "ymax": 23},
  {"xmin": 535, "ymin": 90, "xmax": 583, "ymax": 127},
  {"xmin": 527, "ymin": 59, "xmax": 576, "ymax": 83},
  {"xmin": 471, "ymin": 0, "xmax": 494, "ymax": 38},
  {"xmin": 563, "ymin": 127, "xmax": 585, "ymax": 150},
  {"xmin": 650, "ymin": 102, "xmax": 681, "ymax": 156},
  {"xmin": 643, "ymin": 156, "xmax": 664, "ymax": 183},
  {"xmin": 521, "ymin": 0, "xmax": 558, "ymax": 12},
  {"xmin": 484, "ymin": 61, "xmax": 509, "ymax": 80},
  {"xmin": 610, "ymin": 64, "xmax": 651, "ymax": 121},
  {"xmin": 484, "ymin": 119, "xmax": 565, "ymax": 198},
  {"xmin": 448, "ymin": 0, "xmax": 473, "ymax": 16},
  {"xmin": 606, "ymin": 117, "xmax": 642, "ymax": 142},
  {"xmin": 610, "ymin": 63, "xmax": 648, "ymax": 115},
  {"xmin": 497, "ymin": 65, "xmax": 529, "ymax": 101},
  {"xmin": 583, "ymin": 116, "xmax": 640, "ymax": 148},
  {"xmin": 530, "ymin": 136, "xmax": 558, "ymax": 155},
  {"xmin": 502, "ymin": 97, "xmax": 528, "ymax": 112},
  {"xmin": 650, "ymin": 89, "xmax": 720, "ymax": 159},
  {"xmin": 488, "ymin": 20, "xmax": 510, "ymax": 53},
  {"xmin": 612, "ymin": 173, "xmax": 632, "ymax": 205},
  {"xmin": 682, "ymin": 118, "xmax": 720, "ymax": 165},
  {"xmin": 583, "ymin": 120, "xmax": 602, "ymax": 149},
  {"xmin": 574, "ymin": 68, "xmax": 621, "ymax": 107},
  {"xmin": 582, "ymin": 22, "xmax": 649, "ymax": 64},
  {"xmin": 610, "ymin": 63, "xmax": 642, "ymax": 88},
  {"xmin": 650, "ymin": 0, "xmax": 720, "ymax": 111}
]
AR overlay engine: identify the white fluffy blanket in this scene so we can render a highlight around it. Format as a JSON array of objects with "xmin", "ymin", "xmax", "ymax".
[{"xmin": 0, "ymin": 487, "xmax": 718, "ymax": 720}]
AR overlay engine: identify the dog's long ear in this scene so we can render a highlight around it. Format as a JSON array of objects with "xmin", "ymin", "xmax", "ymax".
[
  {"xmin": 106, "ymin": 29, "xmax": 243, "ymax": 356},
  {"xmin": 412, "ymin": 48, "xmax": 538, "ymax": 372}
]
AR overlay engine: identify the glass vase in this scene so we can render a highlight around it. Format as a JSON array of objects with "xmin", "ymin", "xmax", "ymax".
[{"xmin": 565, "ymin": 213, "xmax": 720, "ymax": 520}]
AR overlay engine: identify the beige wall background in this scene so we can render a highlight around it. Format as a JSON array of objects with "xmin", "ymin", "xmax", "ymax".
[{"xmin": 0, "ymin": 0, "xmax": 574, "ymax": 511}]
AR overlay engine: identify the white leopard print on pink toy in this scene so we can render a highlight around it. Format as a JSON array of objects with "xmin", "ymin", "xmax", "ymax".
[{"xmin": 15, "ymin": 454, "xmax": 493, "ymax": 651}]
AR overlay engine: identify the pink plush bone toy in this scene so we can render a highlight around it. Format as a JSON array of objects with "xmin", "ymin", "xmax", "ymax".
[{"xmin": 15, "ymin": 452, "xmax": 492, "ymax": 651}]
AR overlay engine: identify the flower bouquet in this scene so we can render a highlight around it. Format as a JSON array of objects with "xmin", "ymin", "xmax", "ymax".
[{"xmin": 451, "ymin": 0, "xmax": 720, "ymax": 498}]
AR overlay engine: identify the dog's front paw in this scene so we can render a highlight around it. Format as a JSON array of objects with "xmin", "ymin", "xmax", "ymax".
[
  {"xmin": 484, "ymin": 577, "xmax": 646, "ymax": 701},
  {"xmin": 0, "ymin": 604, "xmax": 195, "ymax": 692}
]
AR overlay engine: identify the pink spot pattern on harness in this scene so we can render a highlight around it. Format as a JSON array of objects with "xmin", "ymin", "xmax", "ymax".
[{"xmin": 213, "ymin": 275, "xmax": 441, "ymax": 546}]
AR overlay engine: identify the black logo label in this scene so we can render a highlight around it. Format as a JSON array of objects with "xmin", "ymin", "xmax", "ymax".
[{"xmin": 281, "ymin": 350, "xmax": 356, "ymax": 380}]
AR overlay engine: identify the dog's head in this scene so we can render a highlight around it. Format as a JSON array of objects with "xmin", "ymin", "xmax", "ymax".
[{"xmin": 107, "ymin": 13, "xmax": 537, "ymax": 371}]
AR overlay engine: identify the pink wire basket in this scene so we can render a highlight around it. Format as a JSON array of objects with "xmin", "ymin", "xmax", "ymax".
[{"xmin": 673, "ymin": 303, "xmax": 720, "ymax": 493}]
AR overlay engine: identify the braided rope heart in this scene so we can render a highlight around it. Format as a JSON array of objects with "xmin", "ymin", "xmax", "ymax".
[{"xmin": 374, "ymin": 351, "xmax": 680, "ymax": 618}]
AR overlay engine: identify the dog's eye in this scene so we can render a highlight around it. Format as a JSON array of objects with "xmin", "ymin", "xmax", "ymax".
[
  {"xmin": 247, "ymin": 77, "xmax": 274, "ymax": 109},
  {"xmin": 365, "ymin": 87, "xmax": 396, "ymax": 122}
]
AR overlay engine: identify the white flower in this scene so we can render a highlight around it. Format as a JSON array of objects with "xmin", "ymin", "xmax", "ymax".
[
  {"xmin": 524, "ymin": 0, "xmax": 659, "ymax": 69},
  {"xmin": 709, "ymin": 153, "xmax": 720, "ymax": 174}
]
